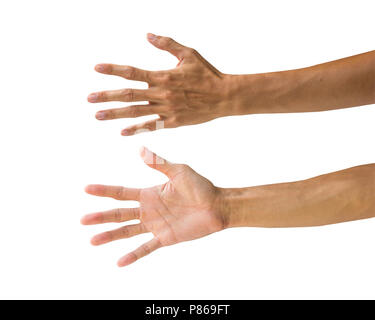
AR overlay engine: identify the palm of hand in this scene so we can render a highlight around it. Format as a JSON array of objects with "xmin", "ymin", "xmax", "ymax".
[
  {"xmin": 139, "ymin": 166, "xmax": 224, "ymax": 246},
  {"xmin": 82, "ymin": 148, "xmax": 224, "ymax": 267}
]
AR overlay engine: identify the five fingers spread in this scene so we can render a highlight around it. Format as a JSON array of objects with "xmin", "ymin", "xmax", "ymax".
[
  {"xmin": 84, "ymin": 34, "xmax": 191, "ymax": 268},
  {"xmin": 83, "ymin": 148, "xmax": 180, "ymax": 266},
  {"xmin": 88, "ymin": 34, "xmax": 197, "ymax": 136}
]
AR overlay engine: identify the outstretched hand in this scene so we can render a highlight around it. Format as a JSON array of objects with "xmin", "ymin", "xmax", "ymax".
[
  {"xmin": 81, "ymin": 147, "xmax": 225, "ymax": 267},
  {"xmin": 87, "ymin": 34, "xmax": 232, "ymax": 135}
]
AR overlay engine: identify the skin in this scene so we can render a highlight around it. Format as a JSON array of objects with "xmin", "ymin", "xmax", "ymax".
[
  {"xmin": 82, "ymin": 147, "xmax": 224, "ymax": 267},
  {"xmin": 88, "ymin": 34, "xmax": 375, "ymax": 135},
  {"xmin": 82, "ymin": 147, "xmax": 375, "ymax": 267},
  {"xmin": 83, "ymin": 34, "xmax": 375, "ymax": 267}
]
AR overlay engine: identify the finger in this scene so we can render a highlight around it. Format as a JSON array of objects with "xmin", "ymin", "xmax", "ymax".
[
  {"xmin": 91, "ymin": 223, "xmax": 147, "ymax": 246},
  {"xmin": 117, "ymin": 237, "xmax": 162, "ymax": 267},
  {"xmin": 85, "ymin": 185, "xmax": 141, "ymax": 201},
  {"xmin": 81, "ymin": 208, "xmax": 140, "ymax": 225},
  {"xmin": 147, "ymin": 33, "xmax": 190, "ymax": 61},
  {"xmin": 121, "ymin": 118, "xmax": 165, "ymax": 136},
  {"xmin": 139, "ymin": 146, "xmax": 184, "ymax": 179},
  {"xmin": 87, "ymin": 88, "xmax": 161, "ymax": 103},
  {"xmin": 94, "ymin": 64, "xmax": 154, "ymax": 83},
  {"xmin": 95, "ymin": 105, "xmax": 163, "ymax": 120}
]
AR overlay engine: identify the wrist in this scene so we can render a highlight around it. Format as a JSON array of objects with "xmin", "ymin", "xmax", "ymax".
[
  {"xmin": 215, "ymin": 187, "xmax": 259, "ymax": 229},
  {"xmin": 220, "ymin": 74, "xmax": 255, "ymax": 116},
  {"xmin": 223, "ymin": 71, "xmax": 294, "ymax": 115},
  {"xmin": 216, "ymin": 182, "xmax": 298, "ymax": 229},
  {"xmin": 214, "ymin": 187, "xmax": 231, "ymax": 229}
]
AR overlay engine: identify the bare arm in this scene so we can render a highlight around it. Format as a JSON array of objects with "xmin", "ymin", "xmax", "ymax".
[
  {"xmin": 229, "ymin": 51, "xmax": 375, "ymax": 115},
  {"xmin": 88, "ymin": 34, "xmax": 375, "ymax": 135},
  {"xmin": 82, "ymin": 149, "xmax": 375, "ymax": 267},
  {"xmin": 219, "ymin": 164, "xmax": 375, "ymax": 228}
]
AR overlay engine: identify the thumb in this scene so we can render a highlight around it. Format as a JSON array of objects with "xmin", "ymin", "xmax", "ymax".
[
  {"xmin": 147, "ymin": 33, "xmax": 189, "ymax": 61},
  {"xmin": 140, "ymin": 146, "xmax": 181, "ymax": 179}
]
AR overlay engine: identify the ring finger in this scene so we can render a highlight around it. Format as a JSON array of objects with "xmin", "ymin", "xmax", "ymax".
[{"xmin": 95, "ymin": 104, "xmax": 167, "ymax": 120}]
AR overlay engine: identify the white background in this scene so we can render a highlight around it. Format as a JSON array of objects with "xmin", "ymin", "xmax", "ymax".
[{"xmin": 0, "ymin": 0, "xmax": 374, "ymax": 299}]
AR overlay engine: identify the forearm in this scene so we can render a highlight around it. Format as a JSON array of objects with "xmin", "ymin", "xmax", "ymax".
[
  {"xmin": 218, "ymin": 164, "xmax": 375, "ymax": 228},
  {"xmin": 225, "ymin": 51, "xmax": 375, "ymax": 115}
]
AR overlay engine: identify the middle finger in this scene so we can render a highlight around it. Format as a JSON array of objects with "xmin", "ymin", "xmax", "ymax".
[{"xmin": 88, "ymin": 88, "xmax": 163, "ymax": 103}]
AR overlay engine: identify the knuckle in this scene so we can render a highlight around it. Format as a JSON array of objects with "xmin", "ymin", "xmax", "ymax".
[
  {"xmin": 130, "ymin": 252, "xmax": 138, "ymax": 262},
  {"xmin": 142, "ymin": 243, "xmax": 152, "ymax": 255},
  {"xmin": 115, "ymin": 208, "xmax": 122, "ymax": 222},
  {"xmin": 116, "ymin": 187, "xmax": 125, "ymax": 199},
  {"xmin": 186, "ymin": 47, "xmax": 197, "ymax": 56},
  {"xmin": 164, "ymin": 105, "xmax": 173, "ymax": 113},
  {"xmin": 168, "ymin": 115, "xmax": 180, "ymax": 126},
  {"xmin": 148, "ymin": 107, "xmax": 158, "ymax": 116},
  {"xmin": 121, "ymin": 227, "xmax": 130, "ymax": 238},
  {"xmin": 175, "ymin": 163, "xmax": 189, "ymax": 171},
  {"xmin": 155, "ymin": 73, "xmax": 172, "ymax": 85},
  {"xmin": 121, "ymin": 89, "xmax": 134, "ymax": 101},
  {"xmin": 167, "ymin": 116, "xmax": 177, "ymax": 124},
  {"xmin": 97, "ymin": 91, "xmax": 106, "ymax": 100},
  {"xmin": 124, "ymin": 66, "xmax": 135, "ymax": 79},
  {"xmin": 164, "ymin": 73, "xmax": 172, "ymax": 81},
  {"xmin": 163, "ymin": 90, "xmax": 174, "ymax": 101},
  {"xmin": 143, "ymin": 122, "xmax": 153, "ymax": 131},
  {"xmin": 106, "ymin": 231, "xmax": 114, "ymax": 241},
  {"xmin": 162, "ymin": 37, "xmax": 173, "ymax": 46},
  {"xmin": 161, "ymin": 73, "xmax": 172, "ymax": 84},
  {"xmin": 128, "ymin": 106, "xmax": 138, "ymax": 118},
  {"xmin": 106, "ymin": 109, "xmax": 115, "ymax": 119},
  {"xmin": 131, "ymin": 208, "xmax": 138, "ymax": 219}
]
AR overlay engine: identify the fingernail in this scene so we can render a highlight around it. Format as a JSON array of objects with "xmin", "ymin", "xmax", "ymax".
[
  {"xmin": 121, "ymin": 129, "xmax": 130, "ymax": 136},
  {"xmin": 96, "ymin": 111, "xmax": 106, "ymax": 120},
  {"xmin": 87, "ymin": 93, "xmax": 98, "ymax": 102},
  {"xmin": 147, "ymin": 33, "xmax": 157, "ymax": 41},
  {"xmin": 95, "ymin": 64, "xmax": 105, "ymax": 72}
]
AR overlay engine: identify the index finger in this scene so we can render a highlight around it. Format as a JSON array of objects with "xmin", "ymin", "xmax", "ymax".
[
  {"xmin": 95, "ymin": 64, "xmax": 155, "ymax": 83},
  {"xmin": 85, "ymin": 184, "xmax": 141, "ymax": 201}
]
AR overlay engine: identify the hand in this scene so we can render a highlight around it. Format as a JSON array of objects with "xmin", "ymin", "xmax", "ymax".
[
  {"xmin": 87, "ymin": 33, "xmax": 233, "ymax": 136},
  {"xmin": 81, "ymin": 147, "xmax": 226, "ymax": 267}
]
